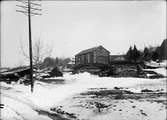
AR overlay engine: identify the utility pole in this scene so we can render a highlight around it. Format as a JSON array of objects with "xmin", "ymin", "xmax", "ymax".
[
  {"xmin": 28, "ymin": 0, "xmax": 33, "ymax": 92},
  {"xmin": 16, "ymin": 0, "xmax": 41, "ymax": 92}
]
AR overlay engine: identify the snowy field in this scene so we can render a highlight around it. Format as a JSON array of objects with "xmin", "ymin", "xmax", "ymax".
[{"xmin": 0, "ymin": 67, "xmax": 166, "ymax": 120}]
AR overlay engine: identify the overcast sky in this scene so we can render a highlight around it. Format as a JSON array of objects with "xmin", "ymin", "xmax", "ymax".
[{"xmin": 1, "ymin": 1, "xmax": 166, "ymax": 67}]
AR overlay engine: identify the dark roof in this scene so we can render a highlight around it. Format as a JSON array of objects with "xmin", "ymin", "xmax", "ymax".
[{"xmin": 75, "ymin": 45, "xmax": 109, "ymax": 56}]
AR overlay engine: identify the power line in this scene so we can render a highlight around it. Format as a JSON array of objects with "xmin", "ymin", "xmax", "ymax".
[
  {"xmin": 16, "ymin": 10, "xmax": 42, "ymax": 16},
  {"xmin": 16, "ymin": 5, "xmax": 42, "ymax": 11},
  {"xmin": 16, "ymin": 0, "xmax": 42, "ymax": 16},
  {"xmin": 16, "ymin": 0, "xmax": 41, "ymax": 7},
  {"xmin": 16, "ymin": 0, "xmax": 42, "ymax": 92}
]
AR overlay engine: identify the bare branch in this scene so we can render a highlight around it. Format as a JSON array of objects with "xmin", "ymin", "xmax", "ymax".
[
  {"xmin": 20, "ymin": 40, "xmax": 29, "ymax": 60},
  {"xmin": 20, "ymin": 38, "xmax": 52, "ymax": 69}
]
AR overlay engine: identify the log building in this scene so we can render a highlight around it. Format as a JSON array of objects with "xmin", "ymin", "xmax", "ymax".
[{"xmin": 75, "ymin": 45, "xmax": 110, "ymax": 65}]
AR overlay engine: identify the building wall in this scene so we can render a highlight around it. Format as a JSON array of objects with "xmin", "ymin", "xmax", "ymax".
[
  {"xmin": 96, "ymin": 56, "xmax": 109, "ymax": 64},
  {"xmin": 75, "ymin": 47, "xmax": 110, "ymax": 65},
  {"xmin": 87, "ymin": 53, "xmax": 92, "ymax": 63},
  {"xmin": 90, "ymin": 52, "xmax": 94, "ymax": 63},
  {"xmin": 95, "ymin": 47, "xmax": 109, "ymax": 56},
  {"xmin": 80, "ymin": 55, "xmax": 85, "ymax": 64},
  {"xmin": 95, "ymin": 47, "xmax": 110, "ymax": 64}
]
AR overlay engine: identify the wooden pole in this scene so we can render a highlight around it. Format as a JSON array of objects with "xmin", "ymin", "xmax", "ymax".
[
  {"xmin": 16, "ymin": 0, "xmax": 41, "ymax": 92},
  {"xmin": 28, "ymin": 0, "xmax": 34, "ymax": 92}
]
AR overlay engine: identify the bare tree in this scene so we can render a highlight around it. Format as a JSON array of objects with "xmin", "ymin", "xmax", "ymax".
[{"xmin": 20, "ymin": 38, "xmax": 52, "ymax": 72}]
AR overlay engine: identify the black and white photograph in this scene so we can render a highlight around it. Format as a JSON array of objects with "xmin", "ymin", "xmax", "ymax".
[{"xmin": 0, "ymin": 0, "xmax": 166, "ymax": 120}]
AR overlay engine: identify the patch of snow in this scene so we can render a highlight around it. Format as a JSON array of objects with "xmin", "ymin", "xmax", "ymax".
[
  {"xmin": 152, "ymin": 68, "xmax": 166, "ymax": 77},
  {"xmin": 145, "ymin": 60, "xmax": 167, "ymax": 68},
  {"xmin": 90, "ymin": 100, "xmax": 166, "ymax": 120},
  {"xmin": 1, "ymin": 94, "xmax": 52, "ymax": 120},
  {"xmin": 144, "ymin": 68, "xmax": 166, "ymax": 77}
]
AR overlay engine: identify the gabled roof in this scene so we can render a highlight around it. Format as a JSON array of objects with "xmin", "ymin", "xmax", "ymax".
[{"xmin": 75, "ymin": 45, "xmax": 110, "ymax": 56}]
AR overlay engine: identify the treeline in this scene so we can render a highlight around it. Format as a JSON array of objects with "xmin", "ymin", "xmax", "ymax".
[
  {"xmin": 125, "ymin": 39, "xmax": 167, "ymax": 62},
  {"xmin": 42, "ymin": 57, "xmax": 71, "ymax": 68}
]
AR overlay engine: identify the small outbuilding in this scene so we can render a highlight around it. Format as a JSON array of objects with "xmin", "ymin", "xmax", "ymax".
[{"xmin": 110, "ymin": 55, "xmax": 126, "ymax": 62}]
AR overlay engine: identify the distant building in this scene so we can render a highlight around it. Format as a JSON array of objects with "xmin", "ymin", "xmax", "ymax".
[
  {"xmin": 110, "ymin": 55, "xmax": 126, "ymax": 62},
  {"xmin": 157, "ymin": 39, "xmax": 167, "ymax": 60},
  {"xmin": 75, "ymin": 45, "xmax": 110, "ymax": 65},
  {"xmin": 67, "ymin": 58, "xmax": 75, "ymax": 68}
]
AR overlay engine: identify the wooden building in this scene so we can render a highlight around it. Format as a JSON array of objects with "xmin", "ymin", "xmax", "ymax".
[
  {"xmin": 110, "ymin": 55, "xmax": 126, "ymax": 62},
  {"xmin": 75, "ymin": 45, "xmax": 110, "ymax": 65}
]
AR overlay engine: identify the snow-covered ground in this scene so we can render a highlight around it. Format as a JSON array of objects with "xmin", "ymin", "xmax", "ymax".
[
  {"xmin": 0, "ymin": 68, "xmax": 166, "ymax": 120},
  {"xmin": 145, "ymin": 60, "xmax": 167, "ymax": 68}
]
